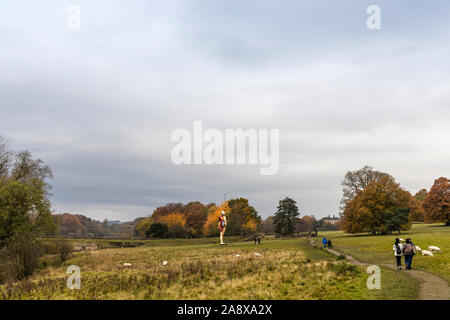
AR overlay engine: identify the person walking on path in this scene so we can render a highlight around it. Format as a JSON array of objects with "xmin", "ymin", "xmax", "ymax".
[
  {"xmin": 322, "ymin": 237, "xmax": 327, "ymax": 248},
  {"xmin": 327, "ymin": 239, "xmax": 332, "ymax": 249},
  {"xmin": 393, "ymin": 238, "xmax": 403, "ymax": 270},
  {"xmin": 402, "ymin": 238, "xmax": 417, "ymax": 270}
]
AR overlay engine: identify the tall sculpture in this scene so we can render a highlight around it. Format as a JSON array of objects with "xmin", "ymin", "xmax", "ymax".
[{"xmin": 218, "ymin": 210, "xmax": 227, "ymax": 245}]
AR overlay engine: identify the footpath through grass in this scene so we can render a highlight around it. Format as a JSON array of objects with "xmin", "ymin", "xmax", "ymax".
[
  {"xmin": 0, "ymin": 237, "xmax": 418, "ymax": 300},
  {"xmin": 315, "ymin": 224, "xmax": 450, "ymax": 284}
]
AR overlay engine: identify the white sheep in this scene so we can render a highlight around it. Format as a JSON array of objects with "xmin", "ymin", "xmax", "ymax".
[
  {"xmin": 399, "ymin": 238, "xmax": 405, "ymax": 242},
  {"xmin": 123, "ymin": 263, "xmax": 132, "ymax": 267},
  {"xmin": 235, "ymin": 254, "xmax": 241, "ymax": 257},
  {"xmin": 415, "ymin": 245, "xmax": 422, "ymax": 252},
  {"xmin": 162, "ymin": 261, "xmax": 168, "ymax": 266},
  {"xmin": 428, "ymin": 246, "xmax": 441, "ymax": 252},
  {"xmin": 254, "ymin": 253, "xmax": 262, "ymax": 257},
  {"xmin": 421, "ymin": 250, "xmax": 434, "ymax": 257}
]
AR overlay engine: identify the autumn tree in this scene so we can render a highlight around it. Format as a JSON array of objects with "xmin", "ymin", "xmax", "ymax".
[
  {"xmin": 408, "ymin": 197, "xmax": 426, "ymax": 222},
  {"xmin": 298, "ymin": 215, "xmax": 319, "ymax": 235},
  {"xmin": 341, "ymin": 176, "xmax": 411, "ymax": 234},
  {"xmin": 184, "ymin": 201, "xmax": 207, "ymax": 237},
  {"xmin": 158, "ymin": 213, "xmax": 187, "ymax": 237},
  {"xmin": 76, "ymin": 214, "xmax": 108, "ymax": 237},
  {"xmin": 341, "ymin": 165, "xmax": 391, "ymax": 207},
  {"xmin": 423, "ymin": 177, "xmax": 450, "ymax": 225},
  {"xmin": 300, "ymin": 215, "xmax": 314, "ymax": 232},
  {"xmin": 53, "ymin": 213, "xmax": 109, "ymax": 238},
  {"xmin": 273, "ymin": 197, "xmax": 300, "ymax": 236},
  {"xmin": 56, "ymin": 213, "xmax": 82, "ymax": 236},
  {"xmin": 407, "ymin": 188, "xmax": 427, "ymax": 222},
  {"xmin": 226, "ymin": 198, "xmax": 261, "ymax": 236},
  {"xmin": 206, "ymin": 204, "xmax": 217, "ymax": 216},
  {"xmin": 151, "ymin": 203, "xmax": 184, "ymax": 221}
]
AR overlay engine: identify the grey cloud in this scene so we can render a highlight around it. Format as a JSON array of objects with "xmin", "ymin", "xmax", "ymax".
[{"xmin": 1, "ymin": 1, "xmax": 449, "ymax": 221}]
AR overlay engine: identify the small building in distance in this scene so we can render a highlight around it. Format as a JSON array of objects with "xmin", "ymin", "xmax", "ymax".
[{"xmin": 322, "ymin": 214, "xmax": 340, "ymax": 225}]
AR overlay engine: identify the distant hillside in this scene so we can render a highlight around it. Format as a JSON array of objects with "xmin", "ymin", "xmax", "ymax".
[{"xmin": 53, "ymin": 213, "xmax": 142, "ymax": 238}]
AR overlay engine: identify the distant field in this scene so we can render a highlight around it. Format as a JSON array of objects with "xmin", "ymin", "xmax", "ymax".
[
  {"xmin": 314, "ymin": 224, "xmax": 450, "ymax": 284},
  {"xmin": 0, "ymin": 237, "xmax": 419, "ymax": 300}
]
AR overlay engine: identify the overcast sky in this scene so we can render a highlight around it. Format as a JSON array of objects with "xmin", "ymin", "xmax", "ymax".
[{"xmin": 1, "ymin": 1, "xmax": 449, "ymax": 221}]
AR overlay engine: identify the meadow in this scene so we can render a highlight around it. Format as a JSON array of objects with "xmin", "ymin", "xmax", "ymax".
[
  {"xmin": 0, "ymin": 236, "xmax": 420, "ymax": 300},
  {"xmin": 314, "ymin": 223, "xmax": 450, "ymax": 284}
]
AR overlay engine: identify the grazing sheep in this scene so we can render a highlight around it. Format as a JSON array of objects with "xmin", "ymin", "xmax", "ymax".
[
  {"xmin": 123, "ymin": 263, "xmax": 132, "ymax": 267},
  {"xmin": 162, "ymin": 261, "xmax": 168, "ymax": 266},
  {"xmin": 235, "ymin": 254, "xmax": 241, "ymax": 257},
  {"xmin": 428, "ymin": 246, "xmax": 441, "ymax": 252},
  {"xmin": 399, "ymin": 238, "xmax": 405, "ymax": 242},
  {"xmin": 415, "ymin": 245, "xmax": 422, "ymax": 252},
  {"xmin": 421, "ymin": 250, "xmax": 434, "ymax": 256},
  {"xmin": 254, "ymin": 253, "xmax": 262, "ymax": 257}
]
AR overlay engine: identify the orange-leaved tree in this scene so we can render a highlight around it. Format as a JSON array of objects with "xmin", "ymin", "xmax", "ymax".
[
  {"xmin": 243, "ymin": 219, "xmax": 258, "ymax": 234},
  {"xmin": 151, "ymin": 203, "xmax": 184, "ymax": 221},
  {"xmin": 423, "ymin": 177, "xmax": 450, "ymax": 225},
  {"xmin": 341, "ymin": 175, "xmax": 412, "ymax": 234},
  {"xmin": 158, "ymin": 212, "xmax": 187, "ymax": 237},
  {"xmin": 409, "ymin": 197, "xmax": 426, "ymax": 222}
]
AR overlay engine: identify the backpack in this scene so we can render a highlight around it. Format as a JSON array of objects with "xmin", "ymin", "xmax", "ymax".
[
  {"xmin": 395, "ymin": 244, "xmax": 402, "ymax": 255},
  {"xmin": 404, "ymin": 243, "xmax": 413, "ymax": 255}
]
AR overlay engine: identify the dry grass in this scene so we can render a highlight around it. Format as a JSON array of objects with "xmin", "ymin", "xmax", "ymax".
[{"xmin": 0, "ymin": 239, "xmax": 419, "ymax": 300}]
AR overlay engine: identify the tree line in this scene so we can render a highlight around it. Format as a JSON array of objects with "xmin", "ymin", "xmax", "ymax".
[
  {"xmin": 53, "ymin": 213, "xmax": 141, "ymax": 238},
  {"xmin": 135, "ymin": 198, "xmax": 261, "ymax": 238}
]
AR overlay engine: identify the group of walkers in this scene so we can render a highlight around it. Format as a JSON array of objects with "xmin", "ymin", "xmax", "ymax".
[
  {"xmin": 321, "ymin": 236, "xmax": 417, "ymax": 271},
  {"xmin": 393, "ymin": 238, "xmax": 417, "ymax": 270},
  {"xmin": 322, "ymin": 237, "xmax": 332, "ymax": 248}
]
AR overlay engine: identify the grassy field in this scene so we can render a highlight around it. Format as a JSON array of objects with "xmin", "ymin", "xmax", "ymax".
[
  {"xmin": 314, "ymin": 224, "xmax": 450, "ymax": 284},
  {"xmin": 0, "ymin": 237, "xmax": 419, "ymax": 300}
]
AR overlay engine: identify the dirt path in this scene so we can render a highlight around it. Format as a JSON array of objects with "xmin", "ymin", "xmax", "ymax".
[{"xmin": 308, "ymin": 240, "xmax": 449, "ymax": 300}]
